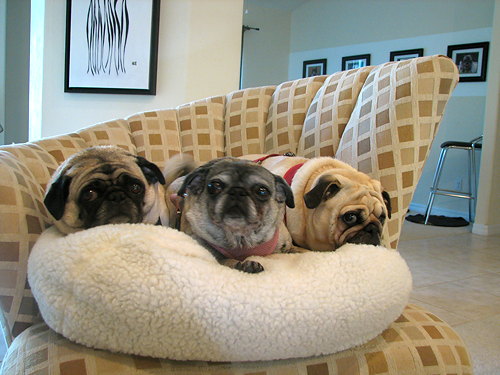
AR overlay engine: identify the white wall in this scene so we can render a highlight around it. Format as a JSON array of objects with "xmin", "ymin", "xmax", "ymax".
[
  {"xmin": 241, "ymin": 1, "xmax": 291, "ymax": 89},
  {"xmin": 0, "ymin": 0, "xmax": 5, "ymax": 146},
  {"xmin": 37, "ymin": 0, "xmax": 244, "ymax": 139},
  {"xmin": 474, "ymin": 0, "xmax": 500, "ymax": 236}
]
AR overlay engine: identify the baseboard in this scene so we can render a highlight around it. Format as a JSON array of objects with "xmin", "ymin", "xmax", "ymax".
[
  {"xmin": 472, "ymin": 223, "xmax": 500, "ymax": 236},
  {"xmin": 408, "ymin": 203, "xmax": 468, "ymax": 220}
]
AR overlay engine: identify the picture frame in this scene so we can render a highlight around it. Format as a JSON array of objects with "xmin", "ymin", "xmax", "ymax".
[
  {"xmin": 390, "ymin": 48, "xmax": 424, "ymax": 62},
  {"xmin": 64, "ymin": 0, "xmax": 161, "ymax": 95},
  {"xmin": 342, "ymin": 54, "xmax": 370, "ymax": 71},
  {"xmin": 447, "ymin": 42, "xmax": 490, "ymax": 82},
  {"xmin": 302, "ymin": 59, "xmax": 327, "ymax": 78}
]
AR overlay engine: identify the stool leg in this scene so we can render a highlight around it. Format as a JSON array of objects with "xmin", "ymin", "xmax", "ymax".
[
  {"xmin": 424, "ymin": 148, "xmax": 448, "ymax": 225},
  {"xmin": 471, "ymin": 147, "xmax": 478, "ymax": 222},
  {"xmin": 467, "ymin": 149, "xmax": 473, "ymax": 223}
]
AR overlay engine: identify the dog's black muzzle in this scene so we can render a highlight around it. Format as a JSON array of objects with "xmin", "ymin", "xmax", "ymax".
[
  {"xmin": 346, "ymin": 223, "xmax": 381, "ymax": 246},
  {"xmin": 225, "ymin": 186, "xmax": 250, "ymax": 217}
]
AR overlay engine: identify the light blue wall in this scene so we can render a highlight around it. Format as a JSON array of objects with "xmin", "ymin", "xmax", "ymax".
[
  {"xmin": 241, "ymin": 2, "xmax": 291, "ymax": 88},
  {"xmin": 243, "ymin": 0, "xmax": 494, "ymax": 220},
  {"xmin": 290, "ymin": 0, "xmax": 494, "ymax": 53},
  {"xmin": 4, "ymin": 0, "xmax": 30, "ymax": 145}
]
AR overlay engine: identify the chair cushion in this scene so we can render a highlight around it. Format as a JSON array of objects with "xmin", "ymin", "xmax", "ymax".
[{"xmin": 27, "ymin": 224, "xmax": 411, "ymax": 362}]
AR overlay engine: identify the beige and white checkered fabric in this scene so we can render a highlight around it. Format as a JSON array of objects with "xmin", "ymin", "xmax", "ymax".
[
  {"xmin": 177, "ymin": 96, "xmax": 226, "ymax": 163},
  {"xmin": 336, "ymin": 56, "xmax": 458, "ymax": 249},
  {"xmin": 0, "ymin": 55, "xmax": 465, "ymax": 374},
  {"xmin": 1, "ymin": 304, "xmax": 472, "ymax": 375},
  {"xmin": 298, "ymin": 66, "xmax": 374, "ymax": 158},
  {"xmin": 127, "ymin": 109, "xmax": 182, "ymax": 170},
  {"xmin": 264, "ymin": 76, "xmax": 327, "ymax": 155},
  {"xmin": 76, "ymin": 119, "xmax": 136, "ymax": 153},
  {"xmin": 225, "ymin": 86, "xmax": 276, "ymax": 157}
]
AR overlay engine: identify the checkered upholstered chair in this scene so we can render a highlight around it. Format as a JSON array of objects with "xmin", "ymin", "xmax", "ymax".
[{"xmin": 0, "ymin": 55, "xmax": 472, "ymax": 374}]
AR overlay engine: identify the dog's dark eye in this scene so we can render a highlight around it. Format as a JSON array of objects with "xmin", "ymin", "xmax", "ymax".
[
  {"xmin": 207, "ymin": 180, "xmax": 224, "ymax": 195},
  {"xmin": 129, "ymin": 183, "xmax": 143, "ymax": 194},
  {"xmin": 343, "ymin": 212, "xmax": 358, "ymax": 226},
  {"xmin": 82, "ymin": 189, "xmax": 98, "ymax": 202},
  {"xmin": 253, "ymin": 186, "xmax": 270, "ymax": 200},
  {"xmin": 379, "ymin": 214, "xmax": 386, "ymax": 224}
]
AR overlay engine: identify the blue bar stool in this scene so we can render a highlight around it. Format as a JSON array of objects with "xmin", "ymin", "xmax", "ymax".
[{"xmin": 424, "ymin": 136, "xmax": 482, "ymax": 224}]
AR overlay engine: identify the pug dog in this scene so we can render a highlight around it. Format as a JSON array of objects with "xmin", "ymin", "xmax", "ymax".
[
  {"xmin": 240, "ymin": 154, "xmax": 392, "ymax": 252},
  {"xmin": 44, "ymin": 146, "xmax": 188, "ymax": 234},
  {"xmin": 173, "ymin": 157, "xmax": 295, "ymax": 273}
]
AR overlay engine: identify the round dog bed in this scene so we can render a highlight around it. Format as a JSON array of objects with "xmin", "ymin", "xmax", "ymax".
[{"xmin": 28, "ymin": 224, "xmax": 412, "ymax": 362}]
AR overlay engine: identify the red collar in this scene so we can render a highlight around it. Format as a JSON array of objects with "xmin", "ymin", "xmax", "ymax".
[
  {"xmin": 253, "ymin": 154, "xmax": 281, "ymax": 164},
  {"xmin": 207, "ymin": 229, "xmax": 280, "ymax": 261},
  {"xmin": 253, "ymin": 154, "xmax": 304, "ymax": 186},
  {"xmin": 283, "ymin": 163, "xmax": 305, "ymax": 186}
]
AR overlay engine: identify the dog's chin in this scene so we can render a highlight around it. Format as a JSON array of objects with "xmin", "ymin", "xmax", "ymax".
[
  {"xmin": 89, "ymin": 214, "xmax": 141, "ymax": 228},
  {"xmin": 107, "ymin": 215, "xmax": 140, "ymax": 225},
  {"xmin": 221, "ymin": 216, "xmax": 256, "ymax": 234}
]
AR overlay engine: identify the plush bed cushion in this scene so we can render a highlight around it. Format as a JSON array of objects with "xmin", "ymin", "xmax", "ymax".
[{"xmin": 27, "ymin": 224, "xmax": 411, "ymax": 362}]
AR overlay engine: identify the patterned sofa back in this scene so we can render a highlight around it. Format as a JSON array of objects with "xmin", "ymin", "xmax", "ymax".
[{"xmin": 0, "ymin": 55, "xmax": 458, "ymax": 345}]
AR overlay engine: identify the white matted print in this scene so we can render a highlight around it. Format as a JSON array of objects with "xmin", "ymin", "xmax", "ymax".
[{"xmin": 65, "ymin": 0, "xmax": 160, "ymax": 94}]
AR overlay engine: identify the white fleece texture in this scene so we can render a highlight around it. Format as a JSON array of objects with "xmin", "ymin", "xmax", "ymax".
[{"xmin": 28, "ymin": 224, "xmax": 412, "ymax": 362}]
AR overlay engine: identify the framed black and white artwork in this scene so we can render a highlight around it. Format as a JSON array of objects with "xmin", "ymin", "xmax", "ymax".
[
  {"xmin": 342, "ymin": 54, "xmax": 370, "ymax": 71},
  {"xmin": 64, "ymin": 0, "xmax": 161, "ymax": 95},
  {"xmin": 390, "ymin": 48, "xmax": 424, "ymax": 62},
  {"xmin": 302, "ymin": 59, "xmax": 327, "ymax": 78},
  {"xmin": 447, "ymin": 42, "xmax": 490, "ymax": 82}
]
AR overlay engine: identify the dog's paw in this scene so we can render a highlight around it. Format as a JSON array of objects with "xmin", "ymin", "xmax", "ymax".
[{"xmin": 235, "ymin": 260, "xmax": 264, "ymax": 273}]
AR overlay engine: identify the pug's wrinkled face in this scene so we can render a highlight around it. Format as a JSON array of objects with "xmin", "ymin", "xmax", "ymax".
[
  {"xmin": 302, "ymin": 173, "xmax": 391, "ymax": 252},
  {"xmin": 178, "ymin": 157, "xmax": 294, "ymax": 251},
  {"xmin": 74, "ymin": 165, "xmax": 149, "ymax": 228},
  {"xmin": 44, "ymin": 146, "xmax": 166, "ymax": 234}
]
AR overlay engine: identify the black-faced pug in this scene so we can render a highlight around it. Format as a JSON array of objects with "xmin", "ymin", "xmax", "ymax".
[
  {"xmin": 175, "ymin": 157, "xmax": 295, "ymax": 273},
  {"xmin": 44, "ymin": 146, "xmax": 174, "ymax": 234}
]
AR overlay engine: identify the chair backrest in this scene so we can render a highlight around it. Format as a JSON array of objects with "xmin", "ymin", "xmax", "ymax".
[{"xmin": 0, "ymin": 54, "xmax": 459, "ymax": 345}]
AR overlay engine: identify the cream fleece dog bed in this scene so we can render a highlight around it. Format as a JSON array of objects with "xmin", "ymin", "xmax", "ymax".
[{"xmin": 28, "ymin": 224, "xmax": 412, "ymax": 362}]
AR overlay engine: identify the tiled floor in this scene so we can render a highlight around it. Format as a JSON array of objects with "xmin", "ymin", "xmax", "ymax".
[{"xmin": 398, "ymin": 219, "xmax": 500, "ymax": 375}]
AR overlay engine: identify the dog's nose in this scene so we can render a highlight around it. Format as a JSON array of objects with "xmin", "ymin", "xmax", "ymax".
[
  {"xmin": 228, "ymin": 186, "xmax": 248, "ymax": 197},
  {"xmin": 107, "ymin": 190, "xmax": 126, "ymax": 203},
  {"xmin": 364, "ymin": 223, "xmax": 379, "ymax": 237}
]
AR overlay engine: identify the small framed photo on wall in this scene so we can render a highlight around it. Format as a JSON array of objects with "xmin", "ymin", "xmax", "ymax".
[
  {"xmin": 342, "ymin": 54, "xmax": 370, "ymax": 71},
  {"xmin": 302, "ymin": 59, "xmax": 327, "ymax": 78},
  {"xmin": 447, "ymin": 42, "xmax": 490, "ymax": 82},
  {"xmin": 390, "ymin": 48, "xmax": 424, "ymax": 62}
]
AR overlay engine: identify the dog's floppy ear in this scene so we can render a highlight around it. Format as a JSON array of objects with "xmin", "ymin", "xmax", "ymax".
[
  {"xmin": 178, "ymin": 167, "xmax": 209, "ymax": 196},
  {"xmin": 135, "ymin": 156, "xmax": 166, "ymax": 185},
  {"xmin": 304, "ymin": 176, "xmax": 341, "ymax": 209},
  {"xmin": 44, "ymin": 175, "xmax": 72, "ymax": 220},
  {"xmin": 382, "ymin": 190, "xmax": 392, "ymax": 219},
  {"xmin": 274, "ymin": 175, "xmax": 295, "ymax": 208}
]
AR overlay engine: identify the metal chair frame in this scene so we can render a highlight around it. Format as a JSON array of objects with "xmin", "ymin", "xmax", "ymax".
[{"xmin": 424, "ymin": 136, "xmax": 483, "ymax": 224}]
